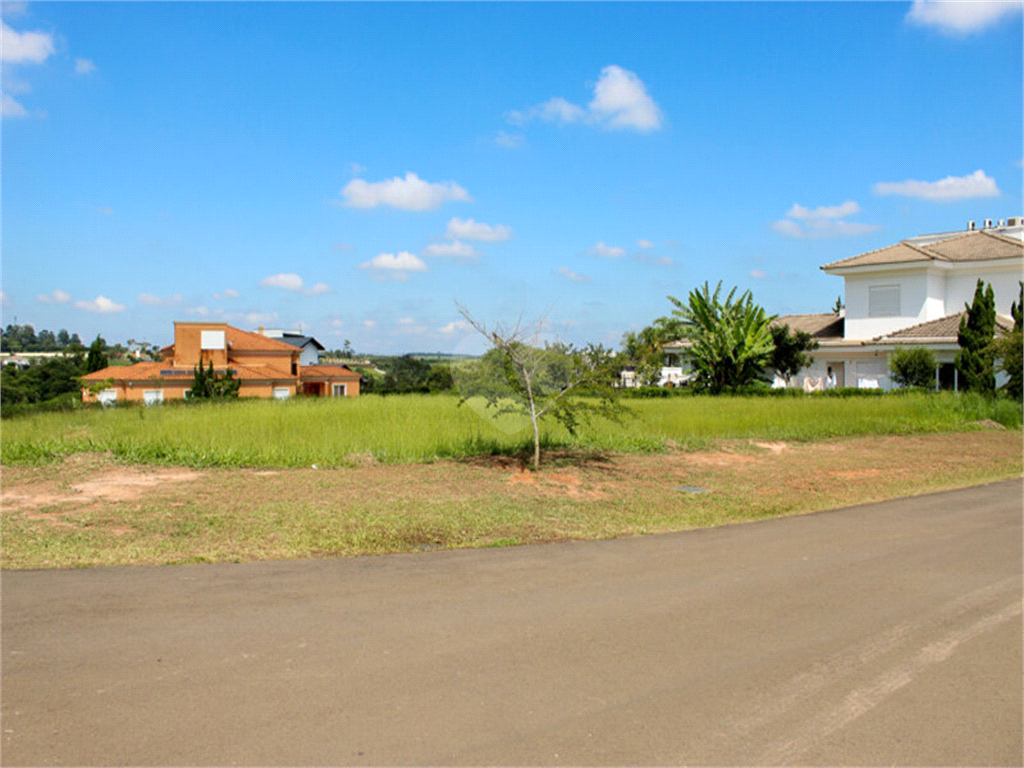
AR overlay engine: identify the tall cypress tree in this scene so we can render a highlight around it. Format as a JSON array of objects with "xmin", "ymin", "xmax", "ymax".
[
  {"xmin": 955, "ymin": 279, "xmax": 996, "ymax": 394},
  {"xmin": 1012, "ymin": 281, "xmax": 1023, "ymax": 332},
  {"xmin": 86, "ymin": 336, "xmax": 109, "ymax": 373},
  {"xmin": 997, "ymin": 282, "xmax": 1024, "ymax": 401}
]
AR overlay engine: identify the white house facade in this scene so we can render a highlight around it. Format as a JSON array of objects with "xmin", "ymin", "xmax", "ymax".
[
  {"xmin": 655, "ymin": 219, "xmax": 1023, "ymax": 391},
  {"xmin": 777, "ymin": 219, "xmax": 1023, "ymax": 391}
]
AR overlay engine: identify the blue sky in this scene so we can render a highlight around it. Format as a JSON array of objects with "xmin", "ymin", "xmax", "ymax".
[{"xmin": 2, "ymin": 1, "xmax": 1022, "ymax": 354}]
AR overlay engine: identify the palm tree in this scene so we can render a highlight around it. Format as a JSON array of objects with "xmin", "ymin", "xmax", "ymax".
[{"xmin": 668, "ymin": 281, "xmax": 775, "ymax": 393}]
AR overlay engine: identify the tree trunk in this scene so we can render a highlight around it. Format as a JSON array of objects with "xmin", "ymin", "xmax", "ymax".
[{"xmin": 530, "ymin": 414, "xmax": 541, "ymax": 469}]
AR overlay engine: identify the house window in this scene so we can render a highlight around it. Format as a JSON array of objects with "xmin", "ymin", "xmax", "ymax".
[
  {"xmin": 332, "ymin": 383, "xmax": 347, "ymax": 397},
  {"xmin": 143, "ymin": 389, "xmax": 164, "ymax": 406},
  {"xmin": 97, "ymin": 389, "xmax": 118, "ymax": 406},
  {"xmin": 272, "ymin": 387, "xmax": 291, "ymax": 400},
  {"xmin": 291, "ymin": 361, "xmax": 298, "ymax": 376},
  {"xmin": 868, "ymin": 285, "xmax": 901, "ymax": 317},
  {"xmin": 200, "ymin": 330, "xmax": 226, "ymax": 350}
]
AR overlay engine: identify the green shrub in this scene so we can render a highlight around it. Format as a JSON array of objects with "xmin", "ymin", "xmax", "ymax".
[{"xmin": 890, "ymin": 347, "xmax": 937, "ymax": 389}]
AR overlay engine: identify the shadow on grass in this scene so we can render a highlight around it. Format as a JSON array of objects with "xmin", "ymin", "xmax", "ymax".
[{"xmin": 456, "ymin": 447, "xmax": 619, "ymax": 472}]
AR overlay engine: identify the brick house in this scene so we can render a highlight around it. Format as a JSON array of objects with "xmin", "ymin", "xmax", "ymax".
[{"xmin": 81, "ymin": 322, "xmax": 361, "ymax": 405}]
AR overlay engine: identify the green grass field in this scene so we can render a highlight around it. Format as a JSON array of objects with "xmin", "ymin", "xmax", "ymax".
[{"xmin": 1, "ymin": 392, "xmax": 1020, "ymax": 469}]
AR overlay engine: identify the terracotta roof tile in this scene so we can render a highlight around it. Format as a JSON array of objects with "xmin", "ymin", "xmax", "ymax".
[
  {"xmin": 226, "ymin": 327, "xmax": 298, "ymax": 353},
  {"xmin": 299, "ymin": 364, "xmax": 361, "ymax": 379},
  {"xmin": 81, "ymin": 362, "xmax": 166, "ymax": 382}
]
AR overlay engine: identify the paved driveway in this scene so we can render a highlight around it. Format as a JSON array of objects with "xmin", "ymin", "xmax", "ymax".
[{"xmin": 2, "ymin": 479, "xmax": 1021, "ymax": 766}]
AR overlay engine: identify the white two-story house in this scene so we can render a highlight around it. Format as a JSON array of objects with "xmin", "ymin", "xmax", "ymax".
[{"xmin": 776, "ymin": 218, "xmax": 1022, "ymax": 390}]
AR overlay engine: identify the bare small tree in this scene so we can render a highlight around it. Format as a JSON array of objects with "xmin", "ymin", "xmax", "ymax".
[{"xmin": 457, "ymin": 304, "xmax": 623, "ymax": 469}]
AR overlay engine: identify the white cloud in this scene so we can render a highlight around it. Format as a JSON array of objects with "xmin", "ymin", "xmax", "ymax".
[
  {"xmin": 1, "ymin": 93, "xmax": 28, "ymax": 118},
  {"xmin": 349, "ymin": 162, "xmax": 367, "ymax": 176},
  {"xmin": 772, "ymin": 219, "xmax": 805, "ymax": 238},
  {"xmin": 74, "ymin": 58, "xmax": 96, "ymax": 75},
  {"xmin": 637, "ymin": 239, "xmax": 655, "ymax": 249},
  {"xmin": 873, "ymin": 169, "xmax": 1001, "ymax": 201},
  {"xmin": 445, "ymin": 217, "xmax": 512, "ymax": 242},
  {"xmin": 509, "ymin": 65, "xmax": 663, "ymax": 133},
  {"xmin": 362, "ymin": 319, "xmax": 377, "ymax": 329},
  {"xmin": 495, "ymin": 130, "xmax": 525, "ymax": 149},
  {"xmin": 773, "ymin": 219, "xmax": 881, "ymax": 239},
  {"xmin": 750, "ymin": 269, "xmax": 769, "ymax": 279},
  {"xmin": 260, "ymin": 273, "xmax": 305, "ymax": 292},
  {"xmin": 423, "ymin": 240, "xmax": 481, "ymax": 260},
  {"xmin": 0, "ymin": 22, "xmax": 54, "ymax": 63},
  {"xmin": 37, "ymin": 289, "xmax": 71, "ymax": 304},
  {"xmin": 539, "ymin": 97, "xmax": 587, "ymax": 124},
  {"xmin": 137, "ymin": 293, "xmax": 182, "ymax": 307},
  {"xmin": 785, "ymin": 200, "xmax": 860, "ymax": 220},
  {"xmin": 359, "ymin": 251, "xmax": 428, "ymax": 280},
  {"xmin": 212, "ymin": 288, "xmax": 239, "ymax": 299},
  {"xmin": 588, "ymin": 65, "xmax": 663, "ymax": 132},
  {"xmin": 590, "ymin": 241, "xmax": 626, "ymax": 258},
  {"xmin": 0, "ymin": 290, "xmax": 8, "ymax": 306},
  {"xmin": 774, "ymin": 198, "xmax": 879, "ymax": 238},
  {"xmin": 508, "ymin": 97, "xmax": 586, "ymax": 126},
  {"xmin": 439, "ymin": 319, "xmax": 473, "ymax": 335},
  {"xmin": 340, "ymin": 172, "xmax": 471, "ymax": 211},
  {"xmin": 906, "ymin": 0, "xmax": 1022, "ymax": 35},
  {"xmin": 75, "ymin": 296, "xmax": 125, "ymax": 314},
  {"xmin": 0, "ymin": 3, "xmax": 29, "ymax": 19},
  {"xmin": 556, "ymin": 267, "xmax": 592, "ymax": 283},
  {"xmin": 259, "ymin": 273, "xmax": 331, "ymax": 295}
]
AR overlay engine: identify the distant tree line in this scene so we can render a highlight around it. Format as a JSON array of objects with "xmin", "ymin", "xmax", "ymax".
[
  {"xmin": 2, "ymin": 324, "xmax": 84, "ymax": 353},
  {"xmin": 362, "ymin": 355, "xmax": 454, "ymax": 394},
  {"xmin": 2, "ymin": 354, "xmax": 88, "ymax": 406}
]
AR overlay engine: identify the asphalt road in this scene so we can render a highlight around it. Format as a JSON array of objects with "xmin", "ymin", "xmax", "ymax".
[{"xmin": 2, "ymin": 479, "xmax": 1021, "ymax": 766}]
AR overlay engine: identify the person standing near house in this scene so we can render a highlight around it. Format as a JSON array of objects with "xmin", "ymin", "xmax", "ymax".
[{"xmin": 826, "ymin": 366, "xmax": 837, "ymax": 389}]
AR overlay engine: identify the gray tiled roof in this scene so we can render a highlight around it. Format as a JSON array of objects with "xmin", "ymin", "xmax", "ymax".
[
  {"xmin": 278, "ymin": 335, "xmax": 326, "ymax": 350},
  {"xmin": 772, "ymin": 313, "xmax": 844, "ymax": 339},
  {"xmin": 878, "ymin": 312, "xmax": 1014, "ymax": 342},
  {"xmin": 823, "ymin": 230, "xmax": 1022, "ymax": 271}
]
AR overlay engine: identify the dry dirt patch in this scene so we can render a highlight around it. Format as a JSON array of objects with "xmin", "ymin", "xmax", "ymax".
[{"xmin": 2, "ymin": 466, "xmax": 202, "ymax": 511}]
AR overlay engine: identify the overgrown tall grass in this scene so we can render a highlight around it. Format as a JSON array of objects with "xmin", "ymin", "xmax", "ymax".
[{"xmin": 1, "ymin": 392, "xmax": 1019, "ymax": 468}]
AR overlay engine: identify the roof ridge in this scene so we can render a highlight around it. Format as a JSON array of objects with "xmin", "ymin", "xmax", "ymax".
[
  {"xmin": 226, "ymin": 326, "xmax": 298, "ymax": 351},
  {"xmin": 904, "ymin": 239, "xmax": 947, "ymax": 262},
  {"xmin": 979, "ymin": 229, "xmax": 1024, "ymax": 247}
]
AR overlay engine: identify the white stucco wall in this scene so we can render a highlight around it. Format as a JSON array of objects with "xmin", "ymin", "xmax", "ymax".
[
  {"xmin": 299, "ymin": 344, "xmax": 321, "ymax": 366},
  {"xmin": 843, "ymin": 261, "xmax": 1023, "ymax": 340},
  {"xmin": 945, "ymin": 263, "xmax": 1023, "ymax": 316},
  {"xmin": 844, "ymin": 271, "xmax": 931, "ymax": 340}
]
